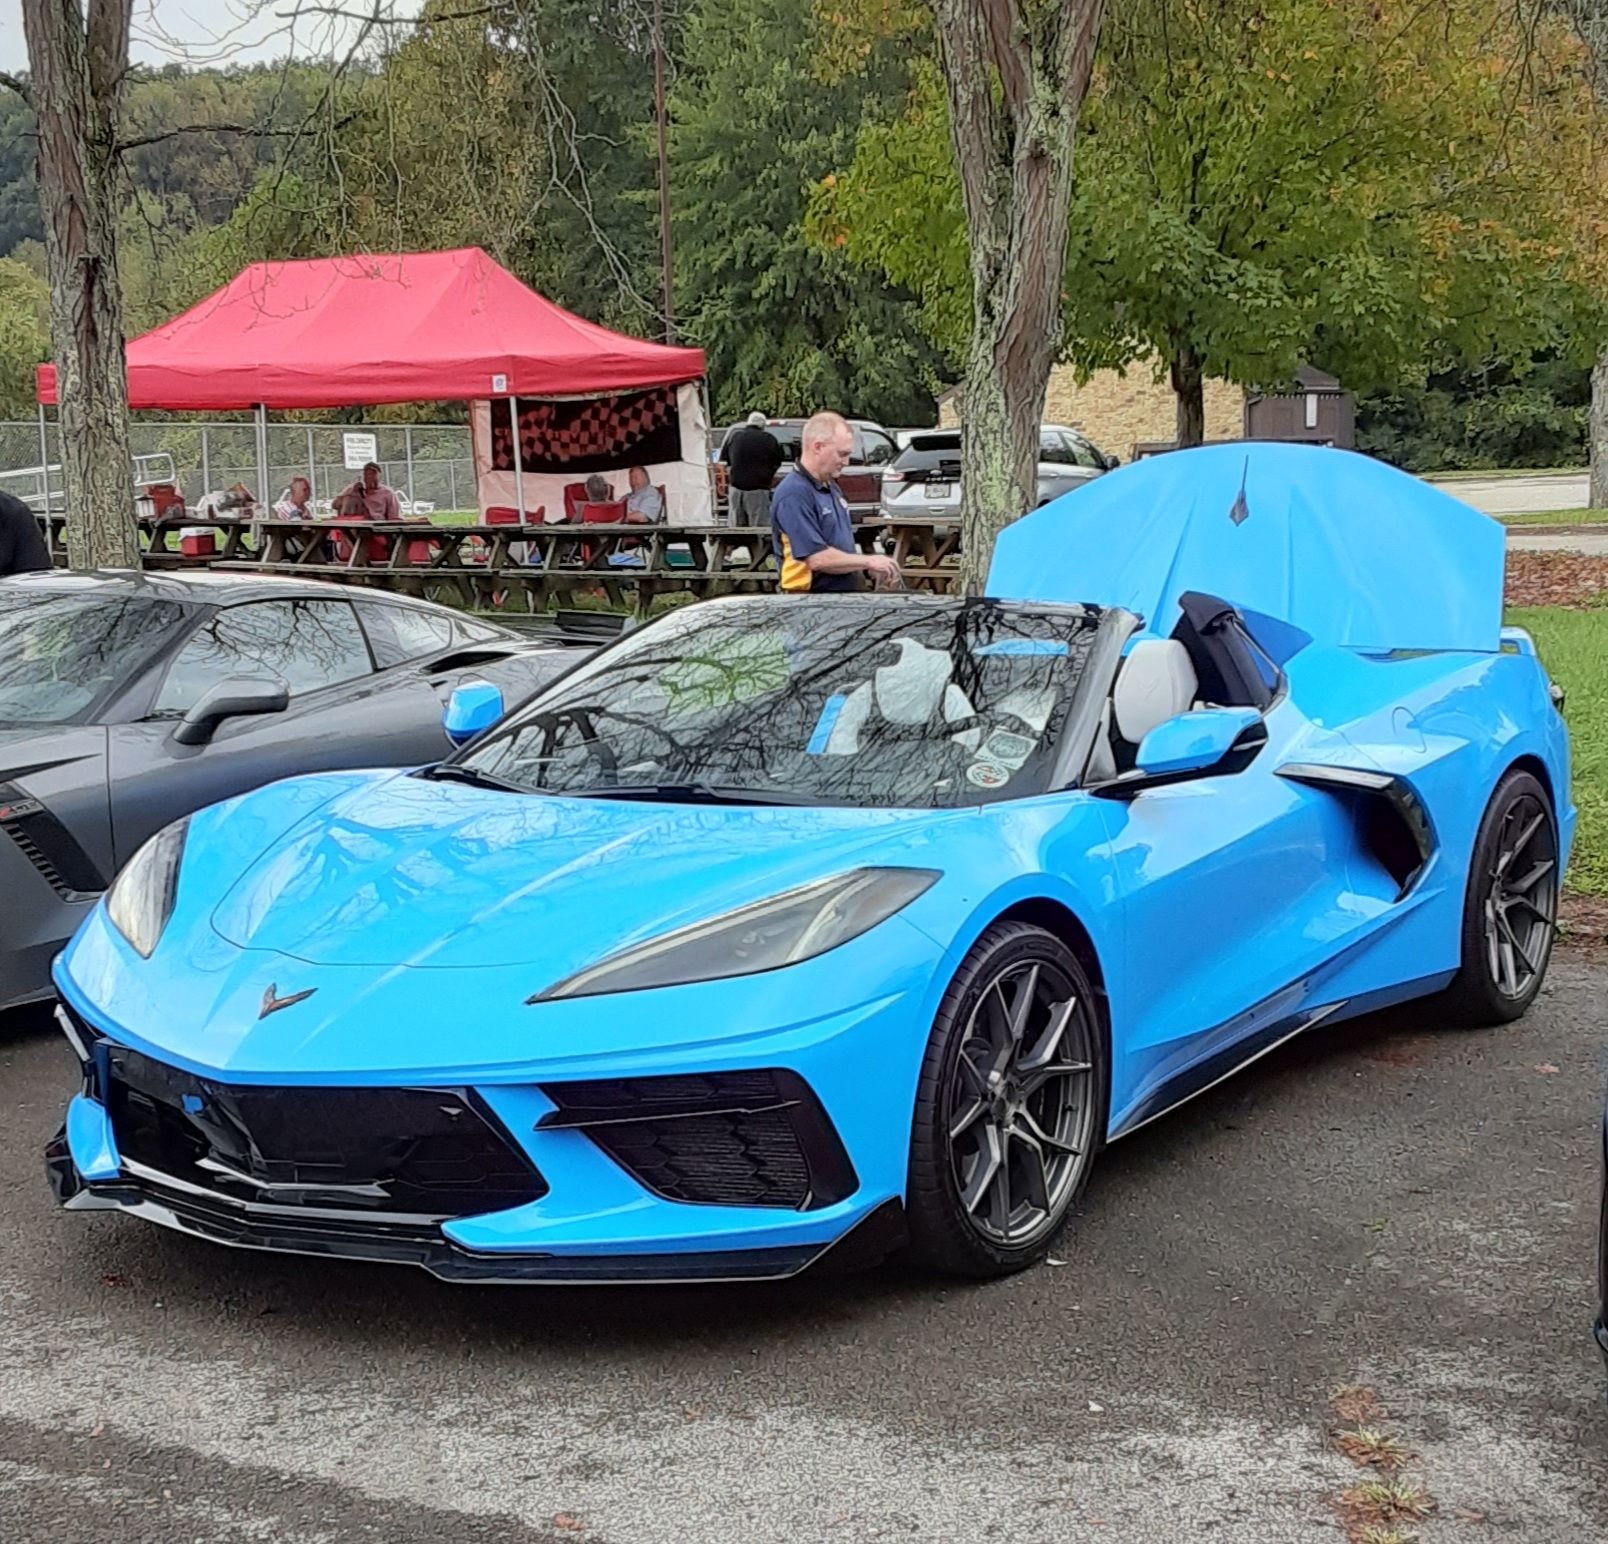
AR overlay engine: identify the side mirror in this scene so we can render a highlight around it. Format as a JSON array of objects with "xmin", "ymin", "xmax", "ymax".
[
  {"xmin": 171, "ymin": 675, "xmax": 289, "ymax": 746},
  {"xmin": 444, "ymin": 680, "xmax": 504, "ymax": 747},
  {"xmin": 1103, "ymin": 453, "xmax": 1122, "ymax": 470},
  {"xmin": 1091, "ymin": 707, "xmax": 1265, "ymax": 799}
]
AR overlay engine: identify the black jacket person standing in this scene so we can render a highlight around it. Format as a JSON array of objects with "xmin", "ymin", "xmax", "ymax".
[
  {"xmin": 0, "ymin": 491, "xmax": 50, "ymax": 577},
  {"xmin": 722, "ymin": 412, "xmax": 784, "ymax": 527}
]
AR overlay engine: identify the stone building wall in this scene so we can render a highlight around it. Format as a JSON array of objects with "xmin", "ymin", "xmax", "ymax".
[{"xmin": 938, "ymin": 360, "xmax": 1246, "ymax": 460}]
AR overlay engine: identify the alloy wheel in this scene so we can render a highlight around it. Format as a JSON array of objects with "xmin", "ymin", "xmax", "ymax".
[
  {"xmin": 946, "ymin": 957, "xmax": 1098, "ymax": 1248},
  {"xmin": 1483, "ymin": 791, "xmax": 1558, "ymax": 1000}
]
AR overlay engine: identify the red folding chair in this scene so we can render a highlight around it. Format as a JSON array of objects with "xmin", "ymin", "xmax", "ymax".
[
  {"xmin": 577, "ymin": 501, "xmax": 627, "ymax": 564},
  {"xmin": 562, "ymin": 482, "xmax": 590, "ymax": 523}
]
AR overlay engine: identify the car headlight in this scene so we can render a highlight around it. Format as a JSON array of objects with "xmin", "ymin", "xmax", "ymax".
[
  {"xmin": 105, "ymin": 817, "xmax": 190, "ymax": 958},
  {"xmin": 536, "ymin": 867, "xmax": 941, "ymax": 1001}
]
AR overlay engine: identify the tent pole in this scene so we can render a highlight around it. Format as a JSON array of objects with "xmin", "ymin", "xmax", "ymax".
[
  {"xmin": 254, "ymin": 404, "xmax": 269, "ymax": 505},
  {"xmin": 404, "ymin": 425, "xmax": 415, "ymax": 513},
  {"xmin": 201, "ymin": 424, "xmax": 211, "ymax": 499},
  {"xmin": 36, "ymin": 400, "xmax": 50, "ymax": 519},
  {"xmin": 306, "ymin": 426, "xmax": 316, "ymax": 506},
  {"xmin": 509, "ymin": 395, "xmax": 524, "ymax": 519}
]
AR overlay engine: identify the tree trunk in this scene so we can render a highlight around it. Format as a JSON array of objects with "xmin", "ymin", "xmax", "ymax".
[
  {"xmin": 1591, "ymin": 341, "xmax": 1608, "ymax": 511},
  {"xmin": 1171, "ymin": 346, "xmax": 1206, "ymax": 449},
  {"xmin": 936, "ymin": 0, "xmax": 1107, "ymax": 596},
  {"xmin": 20, "ymin": 0, "xmax": 138, "ymax": 570}
]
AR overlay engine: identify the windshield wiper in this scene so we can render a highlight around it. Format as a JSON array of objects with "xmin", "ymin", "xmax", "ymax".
[
  {"xmin": 420, "ymin": 763, "xmax": 528, "ymax": 792},
  {"xmin": 562, "ymin": 781, "xmax": 816, "ymax": 807}
]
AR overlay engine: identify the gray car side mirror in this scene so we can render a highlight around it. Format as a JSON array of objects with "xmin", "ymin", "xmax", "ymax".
[{"xmin": 171, "ymin": 675, "xmax": 290, "ymax": 746}]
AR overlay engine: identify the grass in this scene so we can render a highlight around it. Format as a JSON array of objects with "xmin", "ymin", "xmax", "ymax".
[
  {"xmin": 1499, "ymin": 508, "xmax": 1608, "ymax": 526},
  {"xmin": 1507, "ymin": 605, "xmax": 1608, "ymax": 895}
]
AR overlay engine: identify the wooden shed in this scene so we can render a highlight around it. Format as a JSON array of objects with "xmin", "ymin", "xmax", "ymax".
[{"xmin": 1243, "ymin": 365, "xmax": 1355, "ymax": 448}]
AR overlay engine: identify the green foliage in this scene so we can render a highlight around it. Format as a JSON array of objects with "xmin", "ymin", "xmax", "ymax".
[
  {"xmin": 0, "ymin": 91, "xmax": 42, "ymax": 257},
  {"xmin": 0, "ymin": 256, "xmax": 49, "ymax": 418},
  {"xmin": 824, "ymin": 0, "xmax": 1602, "ymax": 429},
  {"xmin": 1358, "ymin": 359, "xmax": 1591, "ymax": 473},
  {"xmin": 671, "ymin": 0, "xmax": 952, "ymax": 424}
]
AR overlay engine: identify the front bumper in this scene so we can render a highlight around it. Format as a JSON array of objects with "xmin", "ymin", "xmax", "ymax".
[
  {"xmin": 46, "ymin": 1126, "xmax": 905, "ymax": 1283},
  {"xmin": 0, "ymin": 820, "xmax": 97, "ymax": 1013},
  {"xmin": 45, "ymin": 936, "xmax": 927, "ymax": 1282}
]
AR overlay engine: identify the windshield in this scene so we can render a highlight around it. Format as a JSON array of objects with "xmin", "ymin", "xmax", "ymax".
[
  {"xmin": 457, "ymin": 597, "xmax": 1099, "ymax": 808},
  {"xmin": 0, "ymin": 589, "xmax": 187, "ymax": 725}
]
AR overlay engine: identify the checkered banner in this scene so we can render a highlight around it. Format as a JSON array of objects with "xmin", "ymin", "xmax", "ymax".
[{"xmin": 489, "ymin": 386, "xmax": 680, "ymax": 472}]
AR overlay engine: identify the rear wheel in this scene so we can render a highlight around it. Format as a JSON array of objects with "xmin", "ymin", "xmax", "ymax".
[
  {"xmin": 1439, "ymin": 769, "xmax": 1559, "ymax": 1026},
  {"xmin": 906, "ymin": 922, "xmax": 1106, "ymax": 1278}
]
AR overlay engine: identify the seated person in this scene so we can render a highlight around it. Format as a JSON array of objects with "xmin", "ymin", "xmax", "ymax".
[
  {"xmin": 195, "ymin": 482, "xmax": 256, "ymax": 517},
  {"xmin": 337, "ymin": 461, "xmax": 402, "ymax": 521},
  {"xmin": 272, "ymin": 476, "xmax": 313, "ymax": 520},
  {"xmin": 584, "ymin": 473, "xmax": 614, "ymax": 507},
  {"xmin": 623, "ymin": 466, "xmax": 664, "ymax": 524}
]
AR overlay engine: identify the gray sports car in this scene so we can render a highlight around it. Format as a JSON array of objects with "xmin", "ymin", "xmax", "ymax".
[{"xmin": 1, "ymin": 570, "xmax": 600, "ymax": 1013}]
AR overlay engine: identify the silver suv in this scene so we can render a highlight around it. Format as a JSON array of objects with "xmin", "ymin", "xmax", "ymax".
[{"xmin": 879, "ymin": 425, "xmax": 1118, "ymax": 520}]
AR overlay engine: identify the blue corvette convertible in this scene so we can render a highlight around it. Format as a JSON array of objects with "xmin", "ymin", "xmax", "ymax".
[{"xmin": 46, "ymin": 445, "xmax": 1573, "ymax": 1282}]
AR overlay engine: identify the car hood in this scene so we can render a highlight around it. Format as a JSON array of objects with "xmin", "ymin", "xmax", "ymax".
[
  {"xmin": 0, "ymin": 725, "xmax": 108, "ymax": 783},
  {"xmin": 209, "ymin": 773, "xmax": 964, "ymax": 973}
]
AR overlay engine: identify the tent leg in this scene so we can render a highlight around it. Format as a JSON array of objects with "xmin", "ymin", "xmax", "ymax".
[
  {"xmin": 405, "ymin": 425, "xmax": 415, "ymax": 512},
  {"xmin": 509, "ymin": 395, "xmax": 524, "ymax": 519},
  {"xmin": 254, "ymin": 404, "xmax": 269, "ymax": 505},
  {"xmin": 36, "ymin": 400, "xmax": 49, "ymax": 517},
  {"xmin": 307, "ymin": 426, "xmax": 316, "ymax": 506},
  {"xmin": 254, "ymin": 404, "xmax": 270, "ymax": 540}
]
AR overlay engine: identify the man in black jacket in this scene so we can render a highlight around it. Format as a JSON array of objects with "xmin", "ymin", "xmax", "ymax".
[
  {"xmin": 0, "ymin": 491, "xmax": 51, "ymax": 577},
  {"xmin": 721, "ymin": 412, "xmax": 783, "ymax": 527}
]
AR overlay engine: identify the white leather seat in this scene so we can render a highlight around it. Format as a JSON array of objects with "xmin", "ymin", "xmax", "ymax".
[{"xmin": 1112, "ymin": 638, "xmax": 1198, "ymax": 745}]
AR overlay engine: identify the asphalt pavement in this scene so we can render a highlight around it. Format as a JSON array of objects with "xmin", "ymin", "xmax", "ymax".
[
  {"xmin": 2, "ymin": 962, "xmax": 1606, "ymax": 1543},
  {"xmin": 1430, "ymin": 473, "xmax": 1590, "ymax": 516}
]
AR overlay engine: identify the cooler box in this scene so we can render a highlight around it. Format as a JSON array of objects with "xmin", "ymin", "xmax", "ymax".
[{"xmin": 179, "ymin": 527, "xmax": 217, "ymax": 558}]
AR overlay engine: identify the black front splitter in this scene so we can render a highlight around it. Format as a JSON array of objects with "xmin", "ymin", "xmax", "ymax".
[{"xmin": 47, "ymin": 1133, "xmax": 907, "ymax": 1286}]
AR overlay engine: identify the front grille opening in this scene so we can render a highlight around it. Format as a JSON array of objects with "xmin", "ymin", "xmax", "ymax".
[
  {"xmin": 104, "ymin": 1043, "xmax": 546, "ymax": 1218},
  {"xmin": 539, "ymin": 1068, "xmax": 857, "ymax": 1211}
]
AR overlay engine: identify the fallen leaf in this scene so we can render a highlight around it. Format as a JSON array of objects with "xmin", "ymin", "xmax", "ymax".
[
  {"xmin": 1453, "ymin": 1507, "xmax": 1487, "ymax": 1523},
  {"xmin": 1088, "ymin": 1401, "xmax": 1104, "ymax": 1412},
  {"xmin": 1533, "ymin": 1063, "xmax": 1560, "ymax": 1075},
  {"xmin": 100, "ymin": 1273, "xmax": 130, "ymax": 1288},
  {"xmin": 553, "ymin": 1515, "xmax": 584, "ymax": 1533}
]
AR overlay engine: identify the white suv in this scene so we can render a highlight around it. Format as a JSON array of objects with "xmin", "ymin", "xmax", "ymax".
[{"xmin": 879, "ymin": 425, "xmax": 1118, "ymax": 520}]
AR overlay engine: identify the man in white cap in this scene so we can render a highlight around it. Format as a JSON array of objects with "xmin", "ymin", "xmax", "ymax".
[{"xmin": 721, "ymin": 411, "xmax": 783, "ymax": 526}]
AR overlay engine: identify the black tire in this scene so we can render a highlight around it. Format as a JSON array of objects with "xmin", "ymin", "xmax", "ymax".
[
  {"xmin": 1438, "ymin": 768, "xmax": 1560, "ymax": 1027},
  {"xmin": 906, "ymin": 921, "xmax": 1108, "ymax": 1278}
]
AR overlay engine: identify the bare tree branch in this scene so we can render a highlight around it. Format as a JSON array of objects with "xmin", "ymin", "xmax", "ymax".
[
  {"xmin": 0, "ymin": 70, "xmax": 31, "ymax": 104},
  {"xmin": 115, "ymin": 117, "xmax": 356, "ymax": 153}
]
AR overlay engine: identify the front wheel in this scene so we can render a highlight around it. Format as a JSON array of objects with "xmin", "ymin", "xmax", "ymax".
[
  {"xmin": 905, "ymin": 922, "xmax": 1107, "ymax": 1278},
  {"xmin": 1439, "ymin": 769, "xmax": 1559, "ymax": 1026}
]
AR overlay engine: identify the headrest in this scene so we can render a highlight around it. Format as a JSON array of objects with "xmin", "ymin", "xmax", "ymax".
[
  {"xmin": 1112, "ymin": 638, "xmax": 1198, "ymax": 744},
  {"xmin": 873, "ymin": 639, "xmax": 955, "ymax": 725}
]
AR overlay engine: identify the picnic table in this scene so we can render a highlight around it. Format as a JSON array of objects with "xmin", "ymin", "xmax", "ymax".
[{"xmin": 39, "ymin": 510, "xmax": 965, "ymax": 612}]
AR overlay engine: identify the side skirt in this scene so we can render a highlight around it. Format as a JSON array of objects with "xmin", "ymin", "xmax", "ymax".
[{"xmin": 1108, "ymin": 971, "xmax": 1455, "ymax": 1142}]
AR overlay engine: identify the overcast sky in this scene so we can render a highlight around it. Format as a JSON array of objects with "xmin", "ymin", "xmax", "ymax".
[{"xmin": 1, "ymin": 1, "xmax": 422, "ymax": 77}]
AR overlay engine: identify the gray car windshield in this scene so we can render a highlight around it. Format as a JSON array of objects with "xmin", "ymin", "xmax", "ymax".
[
  {"xmin": 457, "ymin": 597, "xmax": 1098, "ymax": 808},
  {"xmin": 0, "ymin": 590, "xmax": 186, "ymax": 725}
]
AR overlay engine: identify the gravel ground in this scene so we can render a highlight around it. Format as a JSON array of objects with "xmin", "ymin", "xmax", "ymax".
[{"xmin": 2, "ymin": 960, "xmax": 1605, "ymax": 1543}]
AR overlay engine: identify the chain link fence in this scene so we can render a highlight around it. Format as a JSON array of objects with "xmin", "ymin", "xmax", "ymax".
[{"xmin": 0, "ymin": 420, "xmax": 477, "ymax": 516}]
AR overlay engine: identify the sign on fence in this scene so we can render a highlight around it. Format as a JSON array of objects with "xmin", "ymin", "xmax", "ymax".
[{"xmin": 342, "ymin": 432, "xmax": 378, "ymax": 470}]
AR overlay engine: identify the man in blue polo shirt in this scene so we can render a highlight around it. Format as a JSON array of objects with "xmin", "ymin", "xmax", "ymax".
[{"xmin": 770, "ymin": 411, "xmax": 901, "ymax": 593}]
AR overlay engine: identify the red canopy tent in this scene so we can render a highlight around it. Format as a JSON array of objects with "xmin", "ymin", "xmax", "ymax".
[{"xmin": 35, "ymin": 246, "xmax": 704, "ymax": 409}]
